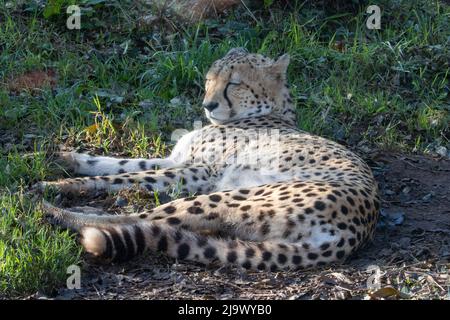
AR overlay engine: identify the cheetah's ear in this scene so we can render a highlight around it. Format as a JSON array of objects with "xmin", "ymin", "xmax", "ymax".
[
  {"xmin": 271, "ymin": 54, "xmax": 290, "ymax": 74},
  {"xmin": 226, "ymin": 47, "xmax": 248, "ymax": 58}
]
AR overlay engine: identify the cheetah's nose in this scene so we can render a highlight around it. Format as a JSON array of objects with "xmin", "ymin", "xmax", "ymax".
[{"xmin": 203, "ymin": 102, "xmax": 219, "ymax": 112}]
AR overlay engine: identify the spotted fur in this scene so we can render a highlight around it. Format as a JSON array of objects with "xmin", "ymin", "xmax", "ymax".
[{"xmin": 39, "ymin": 48, "xmax": 380, "ymax": 271}]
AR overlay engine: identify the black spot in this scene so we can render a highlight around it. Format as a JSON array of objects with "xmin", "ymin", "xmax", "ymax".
[
  {"xmin": 138, "ymin": 161, "xmax": 147, "ymax": 170},
  {"xmin": 314, "ymin": 201, "xmax": 326, "ymax": 211},
  {"xmin": 227, "ymin": 251, "xmax": 238, "ymax": 263},
  {"xmin": 277, "ymin": 254, "xmax": 287, "ymax": 264},
  {"xmin": 119, "ymin": 160, "xmax": 128, "ymax": 165},
  {"xmin": 320, "ymin": 243, "xmax": 330, "ymax": 250},
  {"xmin": 242, "ymin": 261, "xmax": 252, "ymax": 269},
  {"xmin": 304, "ymin": 208, "xmax": 314, "ymax": 214},
  {"xmin": 204, "ymin": 247, "xmax": 216, "ymax": 259},
  {"xmin": 337, "ymin": 238, "xmax": 345, "ymax": 247},
  {"xmin": 139, "ymin": 213, "xmax": 147, "ymax": 219},
  {"xmin": 322, "ymin": 250, "xmax": 332, "ymax": 257},
  {"xmin": 257, "ymin": 262, "xmax": 266, "ymax": 270},
  {"xmin": 336, "ymin": 250, "xmax": 346, "ymax": 259},
  {"xmin": 245, "ymin": 248, "xmax": 255, "ymax": 258},
  {"xmin": 113, "ymin": 178, "xmax": 123, "ymax": 184},
  {"xmin": 341, "ymin": 205, "xmax": 349, "ymax": 215},
  {"xmin": 118, "ymin": 169, "xmax": 125, "ymax": 174},
  {"xmin": 359, "ymin": 205, "xmax": 366, "ymax": 215},
  {"xmin": 197, "ymin": 237, "xmax": 208, "ymax": 247},
  {"xmin": 292, "ymin": 255, "xmax": 302, "ymax": 265},
  {"xmin": 337, "ymin": 222, "xmax": 347, "ymax": 230},
  {"xmin": 164, "ymin": 171, "xmax": 175, "ymax": 178},
  {"xmin": 255, "ymin": 189, "xmax": 264, "ymax": 196},
  {"xmin": 177, "ymin": 243, "xmax": 190, "ymax": 260},
  {"xmin": 87, "ymin": 159, "xmax": 98, "ymax": 166},
  {"xmin": 151, "ymin": 225, "xmax": 161, "ymax": 236},
  {"xmin": 307, "ymin": 253, "xmax": 318, "ymax": 260},
  {"xmin": 144, "ymin": 176, "xmax": 156, "ymax": 183},
  {"xmin": 348, "ymin": 238, "xmax": 356, "ymax": 246},
  {"xmin": 207, "ymin": 212, "xmax": 219, "ymax": 220},
  {"xmin": 346, "ymin": 196, "xmax": 355, "ymax": 206},
  {"xmin": 327, "ymin": 194, "xmax": 337, "ymax": 202},
  {"xmin": 167, "ymin": 217, "xmax": 181, "ymax": 225},
  {"xmin": 232, "ymin": 195, "xmax": 246, "ymax": 201},
  {"xmin": 262, "ymin": 251, "xmax": 272, "ymax": 261},
  {"xmin": 174, "ymin": 230, "xmax": 183, "ymax": 243},
  {"xmin": 209, "ymin": 194, "xmax": 222, "ymax": 202},
  {"xmin": 157, "ymin": 235, "xmax": 168, "ymax": 252},
  {"xmin": 163, "ymin": 206, "xmax": 177, "ymax": 214},
  {"xmin": 261, "ymin": 222, "xmax": 270, "ymax": 235},
  {"xmin": 187, "ymin": 206, "xmax": 204, "ymax": 214},
  {"xmin": 133, "ymin": 225, "xmax": 146, "ymax": 255}
]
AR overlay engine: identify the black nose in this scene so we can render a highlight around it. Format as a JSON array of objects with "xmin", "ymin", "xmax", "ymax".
[{"xmin": 203, "ymin": 102, "xmax": 219, "ymax": 112}]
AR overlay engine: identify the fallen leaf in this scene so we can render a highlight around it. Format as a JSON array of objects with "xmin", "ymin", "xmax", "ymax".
[
  {"xmin": 369, "ymin": 286, "xmax": 400, "ymax": 299},
  {"xmin": 84, "ymin": 123, "xmax": 100, "ymax": 136},
  {"xmin": 7, "ymin": 69, "xmax": 57, "ymax": 93}
]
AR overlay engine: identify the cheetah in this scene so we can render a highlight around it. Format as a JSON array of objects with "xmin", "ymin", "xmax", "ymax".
[{"xmin": 38, "ymin": 48, "xmax": 380, "ymax": 271}]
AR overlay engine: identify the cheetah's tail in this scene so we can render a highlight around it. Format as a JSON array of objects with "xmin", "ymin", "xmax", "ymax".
[
  {"xmin": 80, "ymin": 222, "xmax": 322, "ymax": 271},
  {"xmin": 42, "ymin": 201, "xmax": 345, "ymax": 271}
]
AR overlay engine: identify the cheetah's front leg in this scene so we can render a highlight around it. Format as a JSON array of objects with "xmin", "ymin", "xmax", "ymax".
[
  {"xmin": 38, "ymin": 165, "xmax": 214, "ymax": 196},
  {"xmin": 57, "ymin": 152, "xmax": 177, "ymax": 176}
]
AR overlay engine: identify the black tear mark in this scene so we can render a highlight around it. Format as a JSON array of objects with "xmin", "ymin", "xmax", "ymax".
[{"xmin": 224, "ymin": 82, "xmax": 234, "ymax": 108}]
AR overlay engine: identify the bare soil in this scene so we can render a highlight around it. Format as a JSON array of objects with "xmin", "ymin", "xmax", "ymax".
[{"xmin": 29, "ymin": 152, "xmax": 450, "ymax": 300}]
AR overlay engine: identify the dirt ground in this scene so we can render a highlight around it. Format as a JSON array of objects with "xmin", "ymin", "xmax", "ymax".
[{"xmin": 25, "ymin": 151, "xmax": 449, "ymax": 300}]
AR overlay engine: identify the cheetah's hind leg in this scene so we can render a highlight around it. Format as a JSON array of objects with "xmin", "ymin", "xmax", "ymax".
[{"xmin": 41, "ymin": 200, "xmax": 137, "ymax": 231}]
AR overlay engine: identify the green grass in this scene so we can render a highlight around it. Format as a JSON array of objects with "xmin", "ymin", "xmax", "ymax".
[{"xmin": 0, "ymin": 0, "xmax": 448, "ymax": 296}]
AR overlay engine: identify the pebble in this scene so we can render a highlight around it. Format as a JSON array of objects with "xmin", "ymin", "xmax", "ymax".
[
  {"xmin": 435, "ymin": 146, "xmax": 447, "ymax": 157},
  {"xmin": 115, "ymin": 196, "xmax": 128, "ymax": 207}
]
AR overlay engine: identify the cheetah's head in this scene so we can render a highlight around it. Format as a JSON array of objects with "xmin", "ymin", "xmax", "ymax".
[{"xmin": 202, "ymin": 48, "xmax": 294, "ymax": 125}]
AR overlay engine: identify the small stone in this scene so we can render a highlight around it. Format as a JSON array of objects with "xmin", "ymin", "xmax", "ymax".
[
  {"xmin": 402, "ymin": 186, "xmax": 411, "ymax": 194},
  {"xmin": 138, "ymin": 99, "xmax": 154, "ymax": 109},
  {"xmin": 115, "ymin": 197, "xmax": 128, "ymax": 207},
  {"xmin": 139, "ymin": 15, "xmax": 158, "ymax": 26},
  {"xmin": 422, "ymin": 192, "xmax": 433, "ymax": 202},
  {"xmin": 435, "ymin": 146, "xmax": 447, "ymax": 157},
  {"xmin": 170, "ymin": 97, "xmax": 182, "ymax": 105}
]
